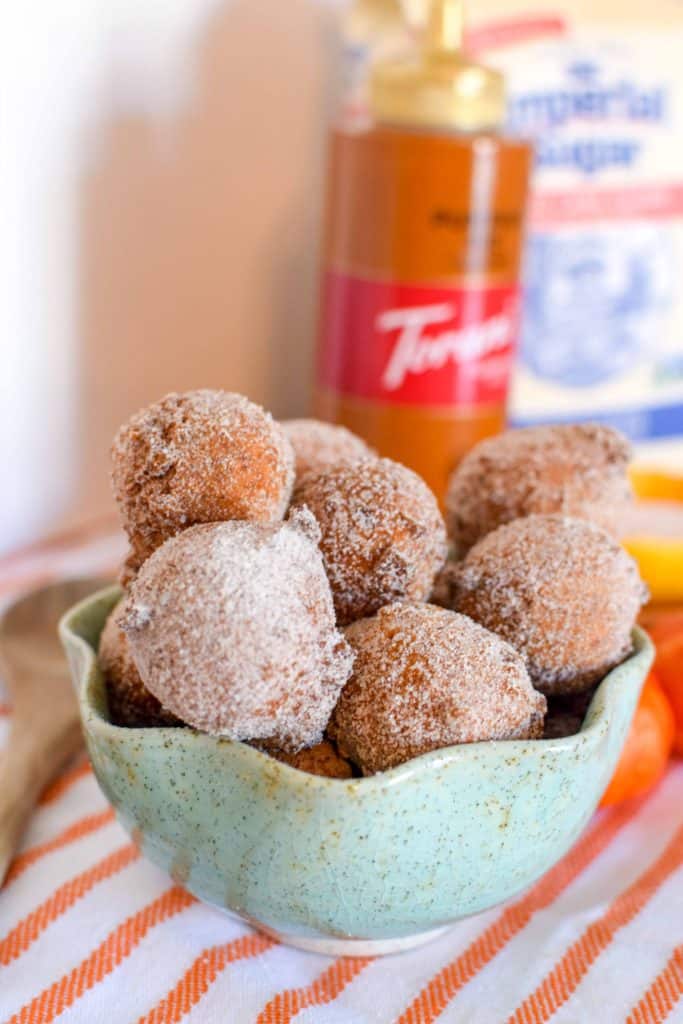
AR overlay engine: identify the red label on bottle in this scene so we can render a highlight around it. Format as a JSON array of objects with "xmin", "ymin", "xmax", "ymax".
[{"xmin": 318, "ymin": 272, "xmax": 521, "ymax": 407}]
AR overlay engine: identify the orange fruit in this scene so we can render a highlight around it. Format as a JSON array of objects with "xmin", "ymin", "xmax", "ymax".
[
  {"xmin": 640, "ymin": 607, "xmax": 683, "ymax": 643},
  {"xmin": 600, "ymin": 671, "xmax": 675, "ymax": 807},
  {"xmin": 639, "ymin": 606, "xmax": 683, "ymax": 756},
  {"xmin": 653, "ymin": 632, "xmax": 683, "ymax": 756}
]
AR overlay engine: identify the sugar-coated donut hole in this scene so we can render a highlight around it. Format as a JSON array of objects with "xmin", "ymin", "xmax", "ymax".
[
  {"xmin": 106, "ymin": 393, "xmax": 647, "ymax": 778},
  {"xmin": 291, "ymin": 457, "xmax": 448, "ymax": 626},
  {"xmin": 254, "ymin": 739, "xmax": 355, "ymax": 779},
  {"xmin": 99, "ymin": 601, "xmax": 180, "ymax": 728},
  {"xmin": 112, "ymin": 390, "xmax": 295, "ymax": 572},
  {"xmin": 282, "ymin": 418, "xmax": 374, "ymax": 486},
  {"xmin": 329, "ymin": 603, "xmax": 546, "ymax": 775},
  {"xmin": 447, "ymin": 514, "xmax": 648, "ymax": 696},
  {"xmin": 120, "ymin": 515, "xmax": 353, "ymax": 752},
  {"xmin": 446, "ymin": 423, "xmax": 633, "ymax": 556}
]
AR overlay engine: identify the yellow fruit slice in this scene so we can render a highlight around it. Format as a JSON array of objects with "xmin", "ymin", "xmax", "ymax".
[
  {"xmin": 624, "ymin": 469, "xmax": 683, "ymax": 601},
  {"xmin": 624, "ymin": 535, "xmax": 683, "ymax": 602},
  {"xmin": 629, "ymin": 468, "xmax": 683, "ymax": 503}
]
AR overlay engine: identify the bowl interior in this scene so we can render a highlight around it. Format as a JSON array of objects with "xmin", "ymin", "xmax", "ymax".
[{"xmin": 59, "ymin": 588, "xmax": 654, "ymax": 944}]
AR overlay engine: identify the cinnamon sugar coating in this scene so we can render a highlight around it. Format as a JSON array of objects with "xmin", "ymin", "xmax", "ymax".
[
  {"xmin": 99, "ymin": 601, "xmax": 179, "ymax": 728},
  {"xmin": 257, "ymin": 739, "xmax": 354, "ymax": 779},
  {"xmin": 445, "ymin": 514, "xmax": 648, "ymax": 696},
  {"xmin": 446, "ymin": 423, "xmax": 633, "ymax": 555},
  {"xmin": 329, "ymin": 603, "xmax": 546, "ymax": 775},
  {"xmin": 282, "ymin": 419, "xmax": 373, "ymax": 485},
  {"xmin": 120, "ymin": 512, "xmax": 353, "ymax": 751},
  {"xmin": 291, "ymin": 458, "xmax": 447, "ymax": 626},
  {"xmin": 118, "ymin": 550, "xmax": 139, "ymax": 589},
  {"xmin": 112, "ymin": 390, "xmax": 295, "ymax": 571}
]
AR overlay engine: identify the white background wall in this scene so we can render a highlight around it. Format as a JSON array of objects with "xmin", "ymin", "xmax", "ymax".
[
  {"xmin": 5, "ymin": 0, "xmax": 677, "ymax": 551},
  {"xmin": 1, "ymin": 0, "xmax": 345, "ymax": 551}
]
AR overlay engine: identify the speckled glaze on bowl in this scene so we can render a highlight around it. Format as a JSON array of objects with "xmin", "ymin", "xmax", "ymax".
[{"xmin": 60, "ymin": 587, "xmax": 653, "ymax": 956}]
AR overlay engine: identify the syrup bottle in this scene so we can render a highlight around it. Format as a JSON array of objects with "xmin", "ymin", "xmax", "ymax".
[{"xmin": 316, "ymin": 0, "xmax": 533, "ymax": 500}]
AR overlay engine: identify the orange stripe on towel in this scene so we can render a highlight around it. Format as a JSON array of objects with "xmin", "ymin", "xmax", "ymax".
[
  {"xmin": 138, "ymin": 933, "xmax": 276, "ymax": 1024},
  {"xmin": 0, "ymin": 844, "xmax": 139, "ymax": 965},
  {"xmin": 7, "ymin": 886, "xmax": 195, "ymax": 1024},
  {"xmin": 38, "ymin": 760, "xmax": 92, "ymax": 807},
  {"xmin": 3, "ymin": 809, "xmax": 115, "ymax": 887},
  {"xmin": 626, "ymin": 944, "xmax": 683, "ymax": 1024},
  {"xmin": 0, "ymin": 516, "xmax": 119, "ymax": 575},
  {"xmin": 256, "ymin": 956, "xmax": 373, "ymax": 1024},
  {"xmin": 509, "ymin": 823, "xmax": 683, "ymax": 1024},
  {"xmin": 396, "ymin": 799, "xmax": 644, "ymax": 1024}
]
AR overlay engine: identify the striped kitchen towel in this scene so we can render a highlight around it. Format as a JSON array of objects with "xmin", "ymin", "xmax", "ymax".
[{"xmin": 0, "ymin": 522, "xmax": 681, "ymax": 1024}]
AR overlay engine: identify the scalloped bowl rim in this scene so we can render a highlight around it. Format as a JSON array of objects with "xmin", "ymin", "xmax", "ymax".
[{"xmin": 60, "ymin": 586, "xmax": 654, "ymax": 789}]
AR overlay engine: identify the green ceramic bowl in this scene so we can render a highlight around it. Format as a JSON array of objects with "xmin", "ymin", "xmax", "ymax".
[{"xmin": 60, "ymin": 587, "xmax": 653, "ymax": 956}]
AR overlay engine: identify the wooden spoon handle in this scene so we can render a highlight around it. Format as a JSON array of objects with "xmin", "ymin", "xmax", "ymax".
[{"xmin": 0, "ymin": 711, "xmax": 83, "ymax": 885}]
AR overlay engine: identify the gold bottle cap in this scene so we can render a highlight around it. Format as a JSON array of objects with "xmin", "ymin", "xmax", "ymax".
[
  {"xmin": 371, "ymin": 0, "xmax": 505, "ymax": 131},
  {"xmin": 345, "ymin": 0, "xmax": 406, "ymax": 37}
]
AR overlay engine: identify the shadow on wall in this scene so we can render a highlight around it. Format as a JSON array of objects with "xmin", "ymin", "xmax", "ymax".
[{"xmin": 78, "ymin": 0, "xmax": 341, "ymax": 520}]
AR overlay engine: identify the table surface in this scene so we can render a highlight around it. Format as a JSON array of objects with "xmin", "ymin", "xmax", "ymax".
[{"xmin": 0, "ymin": 524, "xmax": 682, "ymax": 1024}]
